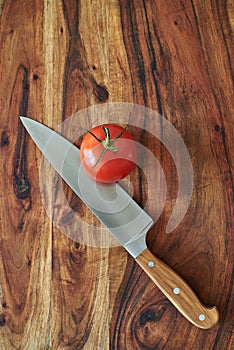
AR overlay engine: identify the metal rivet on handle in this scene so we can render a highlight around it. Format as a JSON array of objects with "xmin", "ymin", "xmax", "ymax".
[
  {"xmin": 199, "ymin": 314, "xmax": 205, "ymax": 321},
  {"xmin": 148, "ymin": 261, "xmax": 155, "ymax": 268},
  {"xmin": 173, "ymin": 287, "xmax": 180, "ymax": 295}
]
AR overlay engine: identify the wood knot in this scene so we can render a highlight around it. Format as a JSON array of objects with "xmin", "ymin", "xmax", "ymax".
[
  {"xmin": 93, "ymin": 84, "xmax": 109, "ymax": 102},
  {"xmin": 1, "ymin": 131, "xmax": 9, "ymax": 147},
  {"xmin": 18, "ymin": 220, "xmax": 24, "ymax": 232},
  {"xmin": 61, "ymin": 211, "xmax": 74, "ymax": 225},
  {"xmin": 70, "ymin": 244, "xmax": 87, "ymax": 267},
  {"xmin": 139, "ymin": 308, "xmax": 165, "ymax": 325},
  {"xmin": 214, "ymin": 124, "xmax": 220, "ymax": 132},
  {"xmin": 15, "ymin": 303, "xmax": 24, "ymax": 313},
  {"xmin": 14, "ymin": 175, "xmax": 31, "ymax": 199},
  {"xmin": 0, "ymin": 313, "xmax": 6, "ymax": 327},
  {"xmin": 74, "ymin": 242, "xmax": 80, "ymax": 250},
  {"xmin": 134, "ymin": 304, "xmax": 171, "ymax": 349}
]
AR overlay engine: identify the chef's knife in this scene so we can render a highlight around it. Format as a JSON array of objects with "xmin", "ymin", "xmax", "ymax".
[{"xmin": 20, "ymin": 117, "xmax": 219, "ymax": 329}]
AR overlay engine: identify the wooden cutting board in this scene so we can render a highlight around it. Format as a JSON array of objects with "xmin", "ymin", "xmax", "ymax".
[{"xmin": 0, "ymin": 1, "xmax": 233, "ymax": 349}]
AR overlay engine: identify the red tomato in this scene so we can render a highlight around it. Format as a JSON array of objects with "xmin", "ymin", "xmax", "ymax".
[{"xmin": 80, "ymin": 124, "xmax": 137, "ymax": 183}]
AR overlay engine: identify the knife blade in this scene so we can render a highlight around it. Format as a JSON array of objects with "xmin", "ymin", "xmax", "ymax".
[{"xmin": 20, "ymin": 116, "xmax": 219, "ymax": 329}]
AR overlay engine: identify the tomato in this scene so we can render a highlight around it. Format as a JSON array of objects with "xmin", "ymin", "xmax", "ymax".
[{"xmin": 80, "ymin": 124, "xmax": 137, "ymax": 183}]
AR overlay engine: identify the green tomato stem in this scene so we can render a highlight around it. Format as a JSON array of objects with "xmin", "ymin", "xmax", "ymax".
[{"xmin": 88, "ymin": 124, "xmax": 128, "ymax": 167}]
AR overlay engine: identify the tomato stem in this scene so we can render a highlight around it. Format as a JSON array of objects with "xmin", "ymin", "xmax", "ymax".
[{"xmin": 88, "ymin": 124, "xmax": 128, "ymax": 167}]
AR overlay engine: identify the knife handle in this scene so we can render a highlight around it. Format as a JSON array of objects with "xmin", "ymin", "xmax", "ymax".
[{"xmin": 135, "ymin": 248, "xmax": 219, "ymax": 329}]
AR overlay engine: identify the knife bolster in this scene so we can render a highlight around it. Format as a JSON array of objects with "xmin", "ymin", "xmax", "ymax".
[{"xmin": 124, "ymin": 233, "xmax": 147, "ymax": 258}]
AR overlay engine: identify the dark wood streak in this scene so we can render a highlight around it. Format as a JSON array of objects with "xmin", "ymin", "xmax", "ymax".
[
  {"xmin": 61, "ymin": 0, "xmax": 109, "ymax": 119},
  {"xmin": 215, "ymin": 0, "xmax": 234, "ymax": 81},
  {"xmin": 13, "ymin": 66, "xmax": 31, "ymax": 201},
  {"xmin": 0, "ymin": 131, "xmax": 9, "ymax": 147},
  {"xmin": 61, "ymin": 0, "xmax": 88, "ymax": 119},
  {"xmin": 111, "ymin": 260, "xmax": 142, "ymax": 350},
  {"xmin": 142, "ymin": 0, "xmax": 163, "ymax": 114},
  {"xmin": 191, "ymin": 0, "xmax": 233, "ymax": 251},
  {"xmin": 119, "ymin": 1, "xmax": 148, "ymax": 106}
]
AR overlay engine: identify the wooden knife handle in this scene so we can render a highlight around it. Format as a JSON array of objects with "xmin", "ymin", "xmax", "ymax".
[{"xmin": 135, "ymin": 248, "xmax": 219, "ymax": 329}]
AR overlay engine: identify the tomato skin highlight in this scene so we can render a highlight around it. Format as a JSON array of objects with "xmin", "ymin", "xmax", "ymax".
[{"xmin": 80, "ymin": 124, "xmax": 137, "ymax": 183}]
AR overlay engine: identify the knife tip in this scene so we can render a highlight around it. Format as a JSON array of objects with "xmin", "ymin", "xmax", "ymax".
[
  {"xmin": 19, "ymin": 116, "xmax": 31, "ymax": 127},
  {"xmin": 19, "ymin": 115, "xmax": 26, "ymax": 122}
]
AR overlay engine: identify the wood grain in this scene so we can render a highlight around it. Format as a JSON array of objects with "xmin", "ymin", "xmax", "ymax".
[{"xmin": 0, "ymin": 0, "xmax": 233, "ymax": 349}]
